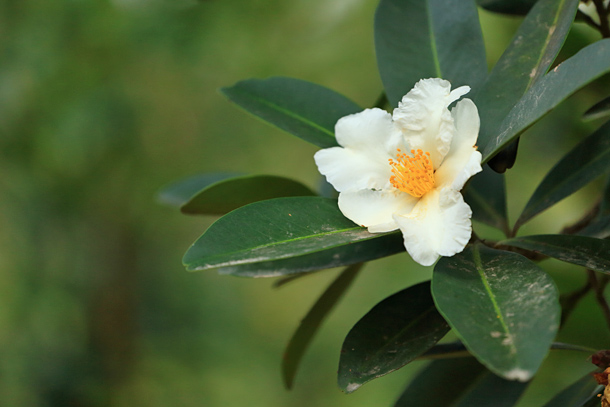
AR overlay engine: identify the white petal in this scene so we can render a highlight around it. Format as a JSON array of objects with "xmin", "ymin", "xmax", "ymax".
[
  {"xmin": 314, "ymin": 147, "xmax": 393, "ymax": 192},
  {"xmin": 434, "ymin": 98, "xmax": 482, "ymax": 191},
  {"xmin": 338, "ymin": 189, "xmax": 418, "ymax": 232},
  {"xmin": 392, "ymin": 78, "xmax": 470, "ymax": 168},
  {"xmin": 335, "ymin": 108, "xmax": 403, "ymax": 157},
  {"xmin": 393, "ymin": 188, "xmax": 473, "ymax": 266},
  {"xmin": 314, "ymin": 108, "xmax": 404, "ymax": 192}
]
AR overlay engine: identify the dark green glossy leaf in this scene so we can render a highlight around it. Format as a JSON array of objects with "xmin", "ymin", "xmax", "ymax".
[
  {"xmin": 180, "ymin": 174, "xmax": 316, "ymax": 216},
  {"xmin": 476, "ymin": 0, "xmax": 537, "ymax": 15},
  {"xmin": 579, "ymin": 176, "xmax": 610, "ymax": 238},
  {"xmin": 543, "ymin": 372, "xmax": 602, "ymax": 407},
  {"xmin": 463, "ymin": 167, "xmax": 509, "ymax": 236},
  {"xmin": 396, "ymin": 357, "xmax": 529, "ymax": 407},
  {"xmin": 221, "ymin": 77, "xmax": 361, "ymax": 148},
  {"xmin": 500, "ymin": 234, "xmax": 610, "ymax": 274},
  {"xmin": 183, "ymin": 197, "xmax": 404, "ymax": 277},
  {"xmin": 419, "ymin": 341, "xmax": 595, "ymax": 360},
  {"xmin": 374, "ymin": 0, "xmax": 486, "ymax": 106},
  {"xmin": 516, "ymin": 120, "xmax": 610, "ymax": 227},
  {"xmin": 282, "ymin": 264, "xmax": 361, "ymax": 389},
  {"xmin": 338, "ymin": 281, "xmax": 450, "ymax": 393},
  {"xmin": 157, "ymin": 172, "xmax": 242, "ymax": 207},
  {"xmin": 450, "ymin": 371, "xmax": 529, "ymax": 407},
  {"xmin": 395, "ymin": 358, "xmax": 486, "ymax": 406},
  {"xmin": 584, "ymin": 96, "xmax": 610, "ymax": 121},
  {"xmin": 579, "ymin": 215, "xmax": 610, "ymax": 239},
  {"xmin": 483, "ymin": 39, "xmax": 610, "ymax": 162},
  {"xmin": 475, "ymin": 0, "xmax": 579, "ymax": 157},
  {"xmin": 432, "ymin": 244, "xmax": 560, "ymax": 381}
]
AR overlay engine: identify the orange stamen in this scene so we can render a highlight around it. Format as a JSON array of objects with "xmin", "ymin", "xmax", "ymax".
[{"xmin": 389, "ymin": 149, "xmax": 435, "ymax": 198}]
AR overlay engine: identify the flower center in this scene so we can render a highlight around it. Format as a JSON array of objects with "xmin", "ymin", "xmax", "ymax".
[{"xmin": 389, "ymin": 149, "xmax": 435, "ymax": 198}]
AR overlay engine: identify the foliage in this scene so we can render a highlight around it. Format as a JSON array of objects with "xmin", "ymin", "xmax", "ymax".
[{"xmin": 160, "ymin": 0, "xmax": 610, "ymax": 404}]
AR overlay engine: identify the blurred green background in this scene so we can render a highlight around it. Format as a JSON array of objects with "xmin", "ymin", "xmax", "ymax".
[{"xmin": 1, "ymin": 0, "xmax": 610, "ymax": 406}]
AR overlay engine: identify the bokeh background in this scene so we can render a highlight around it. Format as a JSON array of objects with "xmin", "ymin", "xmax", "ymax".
[{"xmin": 1, "ymin": 0, "xmax": 610, "ymax": 406}]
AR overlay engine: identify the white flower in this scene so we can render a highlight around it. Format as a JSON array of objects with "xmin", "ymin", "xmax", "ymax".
[{"xmin": 314, "ymin": 78, "xmax": 482, "ymax": 266}]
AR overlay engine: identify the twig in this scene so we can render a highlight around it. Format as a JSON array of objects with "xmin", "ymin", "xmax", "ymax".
[
  {"xmin": 561, "ymin": 199, "xmax": 600, "ymax": 235},
  {"xmin": 589, "ymin": 270, "xmax": 610, "ymax": 333},
  {"xmin": 560, "ymin": 274, "xmax": 593, "ymax": 327}
]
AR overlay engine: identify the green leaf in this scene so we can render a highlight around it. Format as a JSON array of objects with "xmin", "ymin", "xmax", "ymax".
[
  {"xmin": 584, "ymin": 95, "xmax": 610, "ymax": 121},
  {"xmin": 282, "ymin": 264, "xmax": 361, "ymax": 389},
  {"xmin": 579, "ymin": 176, "xmax": 610, "ymax": 238},
  {"xmin": 500, "ymin": 234, "xmax": 610, "ymax": 274},
  {"xmin": 337, "ymin": 281, "xmax": 450, "ymax": 393},
  {"xmin": 395, "ymin": 357, "xmax": 529, "ymax": 407},
  {"xmin": 183, "ymin": 197, "xmax": 404, "ymax": 277},
  {"xmin": 542, "ymin": 372, "xmax": 602, "ymax": 407},
  {"xmin": 516, "ymin": 120, "xmax": 610, "ymax": 228},
  {"xmin": 463, "ymin": 167, "xmax": 510, "ymax": 236},
  {"xmin": 474, "ymin": 0, "xmax": 579, "ymax": 156},
  {"xmin": 579, "ymin": 215, "xmax": 610, "ymax": 239},
  {"xmin": 476, "ymin": 0, "xmax": 537, "ymax": 15},
  {"xmin": 432, "ymin": 244, "xmax": 560, "ymax": 381},
  {"xmin": 374, "ymin": 0, "xmax": 486, "ymax": 106},
  {"xmin": 221, "ymin": 77, "xmax": 362, "ymax": 148},
  {"xmin": 180, "ymin": 174, "xmax": 316, "ymax": 216},
  {"xmin": 418, "ymin": 341, "xmax": 595, "ymax": 360},
  {"xmin": 483, "ymin": 39, "xmax": 610, "ymax": 162},
  {"xmin": 157, "ymin": 172, "xmax": 242, "ymax": 207}
]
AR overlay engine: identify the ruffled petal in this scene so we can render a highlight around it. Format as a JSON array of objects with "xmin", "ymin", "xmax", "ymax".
[
  {"xmin": 314, "ymin": 147, "xmax": 393, "ymax": 192},
  {"xmin": 335, "ymin": 108, "xmax": 404, "ymax": 158},
  {"xmin": 338, "ymin": 189, "xmax": 418, "ymax": 232},
  {"xmin": 434, "ymin": 98, "xmax": 482, "ymax": 190},
  {"xmin": 392, "ymin": 78, "xmax": 470, "ymax": 169},
  {"xmin": 393, "ymin": 188, "xmax": 472, "ymax": 266},
  {"xmin": 314, "ymin": 108, "xmax": 404, "ymax": 192}
]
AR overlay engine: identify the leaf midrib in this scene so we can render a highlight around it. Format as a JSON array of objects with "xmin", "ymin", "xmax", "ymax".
[
  {"xmin": 229, "ymin": 88, "xmax": 335, "ymax": 138},
  {"xmin": 188, "ymin": 228, "xmax": 398, "ymax": 268},
  {"xmin": 501, "ymin": 236, "xmax": 610, "ymax": 271},
  {"xmin": 472, "ymin": 245, "xmax": 519, "ymax": 358}
]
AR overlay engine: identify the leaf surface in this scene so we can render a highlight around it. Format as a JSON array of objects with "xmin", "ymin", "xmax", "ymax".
[
  {"xmin": 463, "ymin": 167, "xmax": 509, "ymax": 235},
  {"xmin": 180, "ymin": 174, "xmax": 316, "ymax": 215},
  {"xmin": 337, "ymin": 281, "xmax": 450, "ymax": 393},
  {"xmin": 374, "ymin": 0, "xmax": 486, "ymax": 106},
  {"xmin": 432, "ymin": 244, "xmax": 560, "ymax": 381},
  {"xmin": 584, "ymin": 95, "xmax": 610, "ymax": 121},
  {"xmin": 474, "ymin": 0, "xmax": 579, "ymax": 156},
  {"xmin": 157, "ymin": 172, "xmax": 241, "ymax": 208},
  {"xmin": 483, "ymin": 39, "xmax": 610, "ymax": 162},
  {"xmin": 500, "ymin": 234, "xmax": 610, "ymax": 274},
  {"xmin": 476, "ymin": 0, "xmax": 537, "ymax": 15},
  {"xmin": 183, "ymin": 197, "xmax": 404, "ymax": 277},
  {"xmin": 516, "ymin": 120, "xmax": 610, "ymax": 227},
  {"xmin": 395, "ymin": 357, "xmax": 529, "ymax": 407},
  {"xmin": 542, "ymin": 372, "xmax": 602, "ymax": 407},
  {"xmin": 221, "ymin": 77, "xmax": 362, "ymax": 148}
]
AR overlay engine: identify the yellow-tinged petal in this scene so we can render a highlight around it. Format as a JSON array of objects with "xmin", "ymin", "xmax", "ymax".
[
  {"xmin": 393, "ymin": 188, "xmax": 472, "ymax": 266},
  {"xmin": 338, "ymin": 189, "xmax": 418, "ymax": 233},
  {"xmin": 393, "ymin": 78, "xmax": 470, "ymax": 169},
  {"xmin": 434, "ymin": 98, "xmax": 482, "ymax": 191},
  {"xmin": 314, "ymin": 108, "xmax": 404, "ymax": 192}
]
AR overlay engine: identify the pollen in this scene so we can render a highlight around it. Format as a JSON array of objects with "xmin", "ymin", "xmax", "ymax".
[{"xmin": 389, "ymin": 149, "xmax": 435, "ymax": 198}]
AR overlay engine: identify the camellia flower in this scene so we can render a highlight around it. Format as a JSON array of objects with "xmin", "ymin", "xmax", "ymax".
[{"xmin": 314, "ymin": 78, "xmax": 482, "ymax": 266}]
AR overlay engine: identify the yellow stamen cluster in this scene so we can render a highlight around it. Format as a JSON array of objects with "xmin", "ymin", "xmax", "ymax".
[{"xmin": 389, "ymin": 149, "xmax": 435, "ymax": 198}]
